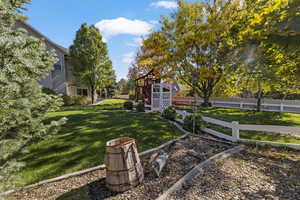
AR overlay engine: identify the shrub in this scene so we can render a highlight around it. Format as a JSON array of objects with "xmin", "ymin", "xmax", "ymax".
[
  {"xmin": 136, "ymin": 103, "xmax": 145, "ymax": 112},
  {"xmin": 183, "ymin": 114, "xmax": 207, "ymax": 134},
  {"xmin": 123, "ymin": 101, "xmax": 133, "ymax": 110},
  {"xmin": 162, "ymin": 106, "xmax": 177, "ymax": 121},
  {"xmin": 129, "ymin": 94, "xmax": 135, "ymax": 100},
  {"xmin": 73, "ymin": 96, "xmax": 91, "ymax": 105},
  {"xmin": 62, "ymin": 95, "xmax": 91, "ymax": 106},
  {"xmin": 62, "ymin": 94, "xmax": 74, "ymax": 106}
]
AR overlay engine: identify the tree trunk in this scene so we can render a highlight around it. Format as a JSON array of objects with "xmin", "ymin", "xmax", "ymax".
[
  {"xmin": 91, "ymin": 85, "xmax": 95, "ymax": 104},
  {"xmin": 100, "ymin": 89, "xmax": 103, "ymax": 99},
  {"xmin": 256, "ymin": 81, "xmax": 263, "ymax": 112},
  {"xmin": 202, "ymin": 95, "xmax": 211, "ymax": 107},
  {"xmin": 256, "ymin": 92, "xmax": 262, "ymax": 112},
  {"xmin": 202, "ymin": 91, "xmax": 212, "ymax": 107}
]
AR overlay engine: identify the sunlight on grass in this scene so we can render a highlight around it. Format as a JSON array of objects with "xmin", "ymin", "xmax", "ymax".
[
  {"xmin": 97, "ymin": 99, "xmax": 127, "ymax": 105},
  {"xmin": 15, "ymin": 99, "xmax": 181, "ymax": 189}
]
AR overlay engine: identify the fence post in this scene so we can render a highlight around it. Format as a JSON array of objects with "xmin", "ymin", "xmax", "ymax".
[
  {"xmin": 280, "ymin": 103, "xmax": 284, "ymax": 112},
  {"xmin": 232, "ymin": 121, "xmax": 239, "ymax": 142},
  {"xmin": 240, "ymin": 102, "xmax": 243, "ymax": 109}
]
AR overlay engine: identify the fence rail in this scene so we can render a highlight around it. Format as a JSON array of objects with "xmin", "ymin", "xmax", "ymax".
[
  {"xmin": 173, "ymin": 96, "xmax": 300, "ymax": 113},
  {"xmin": 175, "ymin": 110, "xmax": 300, "ymax": 150}
]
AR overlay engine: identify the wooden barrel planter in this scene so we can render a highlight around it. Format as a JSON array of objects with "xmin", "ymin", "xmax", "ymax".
[{"xmin": 104, "ymin": 137, "xmax": 144, "ymax": 192}]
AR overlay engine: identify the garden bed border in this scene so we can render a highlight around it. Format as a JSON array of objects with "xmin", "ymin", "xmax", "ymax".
[{"xmin": 155, "ymin": 145, "xmax": 245, "ymax": 200}]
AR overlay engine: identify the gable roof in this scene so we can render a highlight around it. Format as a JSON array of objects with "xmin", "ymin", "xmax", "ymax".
[{"xmin": 17, "ymin": 21, "xmax": 69, "ymax": 55}]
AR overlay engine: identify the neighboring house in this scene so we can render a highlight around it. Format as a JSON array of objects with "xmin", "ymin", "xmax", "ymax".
[{"xmin": 14, "ymin": 21, "xmax": 93, "ymax": 98}]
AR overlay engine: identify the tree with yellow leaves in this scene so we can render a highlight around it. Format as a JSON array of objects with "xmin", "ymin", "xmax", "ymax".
[{"xmin": 158, "ymin": 0, "xmax": 243, "ymax": 106}]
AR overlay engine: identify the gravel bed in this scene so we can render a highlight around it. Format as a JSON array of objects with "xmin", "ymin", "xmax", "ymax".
[
  {"xmin": 169, "ymin": 147, "xmax": 300, "ymax": 200},
  {"xmin": 8, "ymin": 135, "xmax": 231, "ymax": 200},
  {"xmin": 8, "ymin": 170, "xmax": 105, "ymax": 200}
]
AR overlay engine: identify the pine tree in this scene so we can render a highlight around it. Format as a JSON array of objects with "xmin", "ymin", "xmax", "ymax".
[
  {"xmin": 69, "ymin": 24, "xmax": 113, "ymax": 104},
  {"xmin": 0, "ymin": 0, "xmax": 66, "ymax": 192}
]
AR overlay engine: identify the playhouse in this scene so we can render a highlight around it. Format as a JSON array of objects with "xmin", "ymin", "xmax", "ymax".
[{"xmin": 135, "ymin": 70, "xmax": 172, "ymax": 111}]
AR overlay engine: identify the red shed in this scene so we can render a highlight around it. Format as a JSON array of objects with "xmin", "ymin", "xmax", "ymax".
[{"xmin": 135, "ymin": 69, "xmax": 161, "ymax": 105}]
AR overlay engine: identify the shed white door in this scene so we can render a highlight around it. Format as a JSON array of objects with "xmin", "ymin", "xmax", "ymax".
[{"xmin": 151, "ymin": 83, "xmax": 172, "ymax": 111}]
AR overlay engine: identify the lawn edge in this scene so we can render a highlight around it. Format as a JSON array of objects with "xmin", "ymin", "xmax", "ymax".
[{"xmin": 155, "ymin": 145, "xmax": 245, "ymax": 200}]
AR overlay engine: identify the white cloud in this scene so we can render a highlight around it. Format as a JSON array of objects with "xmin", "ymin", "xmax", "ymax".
[
  {"xmin": 95, "ymin": 17, "xmax": 153, "ymax": 40},
  {"xmin": 151, "ymin": 1, "xmax": 178, "ymax": 9},
  {"xmin": 122, "ymin": 52, "xmax": 136, "ymax": 64},
  {"xmin": 126, "ymin": 37, "xmax": 143, "ymax": 47}
]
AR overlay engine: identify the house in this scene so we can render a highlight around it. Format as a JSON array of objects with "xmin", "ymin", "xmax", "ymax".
[{"xmin": 14, "ymin": 21, "xmax": 93, "ymax": 98}]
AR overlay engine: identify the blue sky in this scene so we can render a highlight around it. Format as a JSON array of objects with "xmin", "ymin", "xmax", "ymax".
[{"xmin": 24, "ymin": 0, "xmax": 179, "ymax": 80}]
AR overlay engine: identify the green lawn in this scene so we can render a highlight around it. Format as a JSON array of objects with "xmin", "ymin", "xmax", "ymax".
[
  {"xmin": 180, "ymin": 106, "xmax": 300, "ymax": 144},
  {"xmin": 15, "ymin": 99, "xmax": 182, "ymax": 188}
]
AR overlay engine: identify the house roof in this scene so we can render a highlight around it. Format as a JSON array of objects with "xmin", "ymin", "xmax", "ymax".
[{"xmin": 17, "ymin": 21, "xmax": 69, "ymax": 55}]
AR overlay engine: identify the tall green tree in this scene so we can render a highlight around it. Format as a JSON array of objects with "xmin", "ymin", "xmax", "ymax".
[
  {"xmin": 0, "ymin": 0, "xmax": 66, "ymax": 192},
  {"xmin": 69, "ymin": 24, "xmax": 112, "ymax": 104},
  {"xmin": 103, "ymin": 68, "xmax": 116, "ymax": 98}
]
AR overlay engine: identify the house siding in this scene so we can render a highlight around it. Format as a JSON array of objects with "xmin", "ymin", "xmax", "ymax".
[
  {"xmin": 14, "ymin": 21, "xmax": 99, "ymax": 100},
  {"xmin": 15, "ymin": 21, "xmax": 70, "ymax": 95}
]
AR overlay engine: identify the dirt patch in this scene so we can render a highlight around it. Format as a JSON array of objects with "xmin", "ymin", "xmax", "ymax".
[
  {"xmin": 169, "ymin": 147, "xmax": 300, "ymax": 200},
  {"xmin": 8, "ymin": 135, "xmax": 231, "ymax": 200}
]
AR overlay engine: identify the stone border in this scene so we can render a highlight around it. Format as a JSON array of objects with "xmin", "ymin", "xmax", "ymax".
[
  {"xmin": 156, "ymin": 145, "xmax": 245, "ymax": 200},
  {"xmin": 1, "ymin": 165, "xmax": 104, "ymax": 196}
]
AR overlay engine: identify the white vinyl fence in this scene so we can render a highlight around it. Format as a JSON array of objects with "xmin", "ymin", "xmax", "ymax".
[
  {"xmin": 173, "ymin": 97, "xmax": 300, "ymax": 113},
  {"xmin": 176, "ymin": 110, "xmax": 300, "ymax": 150}
]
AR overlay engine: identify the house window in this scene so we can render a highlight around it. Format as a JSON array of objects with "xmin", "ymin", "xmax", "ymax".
[
  {"xmin": 54, "ymin": 60, "xmax": 62, "ymax": 71},
  {"xmin": 77, "ymin": 88, "xmax": 88, "ymax": 96},
  {"xmin": 51, "ymin": 59, "xmax": 62, "ymax": 79}
]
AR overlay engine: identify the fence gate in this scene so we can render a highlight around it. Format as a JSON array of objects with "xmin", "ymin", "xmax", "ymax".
[{"xmin": 151, "ymin": 83, "xmax": 172, "ymax": 111}]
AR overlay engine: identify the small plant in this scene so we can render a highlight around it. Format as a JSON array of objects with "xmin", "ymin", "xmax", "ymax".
[
  {"xmin": 62, "ymin": 94, "xmax": 74, "ymax": 106},
  {"xmin": 129, "ymin": 94, "xmax": 135, "ymax": 100},
  {"xmin": 136, "ymin": 103, "xmax": 145, "ymax": 112},
  {"xmin": 162, "ymin": 106, "xmax": 177, "ymax": 121},
  {"xmin": 183, "ymin": 114, "xmax": 207, "ymax": 134},
  {"xmin": 176, "ymin": 113, "xmax": 183, "ymax": 119},
  {"xmin": 123, "ymin": 101, "xmax": 133, "ymax": 110},
  {"xmin": 74, "ymin": 96, "xmax": 91, "ymax": 105},
  {"xmin": 62, "ymin": 95, "xmax": 92, "ymax": 106}
]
